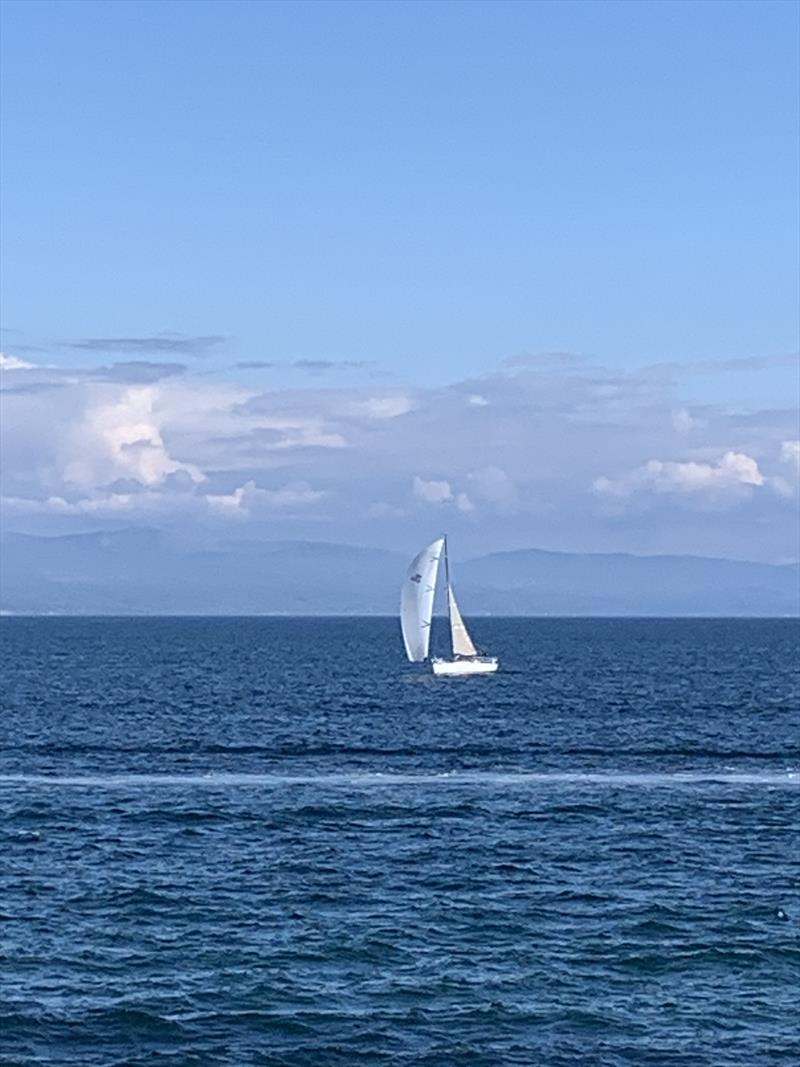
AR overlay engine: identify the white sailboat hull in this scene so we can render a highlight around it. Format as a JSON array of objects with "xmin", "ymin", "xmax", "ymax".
[{"xmin": 431, "ymin": 656, "xmax": 498, "ymax": 676}]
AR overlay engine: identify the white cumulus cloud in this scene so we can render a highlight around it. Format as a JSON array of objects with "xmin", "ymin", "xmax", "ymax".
[
  {"xmin": 412, "ymin": 479, "xmax": 474, "ymax": 512},
  {"xmin": 206, "ymin": 479, "xmax": 325, "ymax": 517},
  {"xmin": 1, "ymin": 493, "xmax": 130, "ymax": 515},
  {"xmin": 594, "ymin": 450, "xmax": 765, "ymax": 498},
  {"xmin": 0, "ymin": 352, "xmax": 36, "ymax": 370},
  {"xmin": 62, "ymin": 385, "xmax": 204, "ymax": 488},
  {"xmin": 413, "ymin": 476, "xmax": 453, "ymax": 504}
]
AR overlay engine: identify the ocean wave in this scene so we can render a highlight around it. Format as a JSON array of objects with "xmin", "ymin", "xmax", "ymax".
[
  {"xmin": 2, "ymin": 741, "xmax": 798, "ymax": 759},
  {"xmin": 0, "ymin": 770, "xmax": 797, "ymax": 788}
]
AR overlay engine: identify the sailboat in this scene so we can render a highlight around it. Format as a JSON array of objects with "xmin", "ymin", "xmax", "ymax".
[{"xmin": 401, "ymin": 536, "xmax": 498, "ymax": 676}]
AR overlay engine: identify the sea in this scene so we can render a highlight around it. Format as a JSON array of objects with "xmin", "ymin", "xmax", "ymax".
[{"xmin": 1, "ymin": 616, "xmax": 798, "ymax": 1067}]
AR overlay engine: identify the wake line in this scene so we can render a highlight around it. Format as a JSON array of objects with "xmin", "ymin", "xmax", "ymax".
[{"xmin": 0, "ymin": 771, "xmax": 797, "ymax": 788}]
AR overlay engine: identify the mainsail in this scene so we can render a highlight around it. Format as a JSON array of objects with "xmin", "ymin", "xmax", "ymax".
[
  {"xmin": 400, "ymin": 537, "xmax": 444, "ymax": 661},
  {"xmin": 447, "ymin": 584, "xmax": 478, "ymax": 657}
]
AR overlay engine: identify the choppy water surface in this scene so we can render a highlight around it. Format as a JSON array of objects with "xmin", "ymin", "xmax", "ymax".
[{"xmin": 1, "ymin": 617, "xmax": 798, "ymax": 1066}]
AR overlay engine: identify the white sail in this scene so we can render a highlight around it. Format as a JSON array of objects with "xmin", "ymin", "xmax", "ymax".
[
  {"xmin": 447, "ymin": 584, "xmax": 478, "ymax": 657},
  {"xmin": 401, "ymin": 537, "xmax": 444, "ymax": 661}
]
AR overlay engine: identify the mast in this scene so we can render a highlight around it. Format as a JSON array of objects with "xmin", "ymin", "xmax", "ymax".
[
  {"xmin": 443, "ymin": 535, "xmax": 479, "ymax": 659},
  {"xmin": 443, "ymin": 534, "xmax": 453, "ymax": 657}
]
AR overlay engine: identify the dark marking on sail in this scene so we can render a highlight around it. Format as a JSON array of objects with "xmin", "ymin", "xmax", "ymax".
[{"xmin": 410, "ymin": 573, "xmax": 422, "ymax": 584}]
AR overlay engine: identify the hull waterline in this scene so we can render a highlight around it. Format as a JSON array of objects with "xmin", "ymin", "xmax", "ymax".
[{"xmin": 431, "ymin": 657, "xmax": 498, "ymax": 676}]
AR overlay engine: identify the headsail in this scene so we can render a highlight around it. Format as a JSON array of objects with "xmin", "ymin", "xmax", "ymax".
[
  {"xmin": 401, "ymin": 537, "xmax": 444, "ymax": 661},
  {"xmin": 447, "ymin": 584, "xmax": 478, "ymax": 657}
]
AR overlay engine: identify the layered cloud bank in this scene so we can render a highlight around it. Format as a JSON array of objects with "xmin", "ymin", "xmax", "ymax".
[{"xmin": 1, "ymin": 349, "xmax": 797, "ymax": 562}]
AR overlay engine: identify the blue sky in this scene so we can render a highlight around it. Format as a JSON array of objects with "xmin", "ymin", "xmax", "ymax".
[{"xmin": 1, "ymin": 0, "xmax": 798, "ymax": 561}]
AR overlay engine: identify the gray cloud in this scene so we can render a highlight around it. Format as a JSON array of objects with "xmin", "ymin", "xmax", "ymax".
[
  {"xmin": 501, "ymin": 351, "xmax": 591, "ymax": 370},
  {"xmin": 70, "ymin": 334, "xmax": 226, "ymax": 355},
  {"xmin": 235, "ymin": 359, "xmax": 370, "ymax": 374},
  {"xmin": 1, "ymin": 360, "xmax": 187, "ymax": 388},
  {"xmin": 0, "ymin": 381, "xmax": 68, "ymax": 396},
  {"xmin": 293, "ymin": 359, "xmax": 369, "ymax": 374},
  {"xmin": 642, "ymin": 353, "xmax": 799, "ymax": 378},
  {"xmin": 92, "ymin": 361, "xmax": 187, "ymax": 384}
]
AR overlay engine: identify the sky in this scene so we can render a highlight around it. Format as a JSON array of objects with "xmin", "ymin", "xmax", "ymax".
[{"xmin": 1, "ymin": 0, "xmax": 798, "ymax": 563}]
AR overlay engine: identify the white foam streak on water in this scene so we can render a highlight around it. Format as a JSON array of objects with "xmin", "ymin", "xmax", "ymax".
[{"xmin": 0, "ymin": 771, "xmax": 797, "ymax": 788}]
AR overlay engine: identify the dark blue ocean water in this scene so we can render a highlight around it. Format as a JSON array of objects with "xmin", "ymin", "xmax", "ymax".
[{"xmin": 1, "ymin": 617, "xmax": 798, "ymax": 1067}]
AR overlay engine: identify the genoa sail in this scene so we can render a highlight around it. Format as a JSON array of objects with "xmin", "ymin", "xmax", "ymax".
[
  {"xmin": 447, "ymin": 584, "xmax": 478, "ymax": 657},
  {"xmin": 401, "ymin": 537, "xmax": 444, "ymax": 661}
]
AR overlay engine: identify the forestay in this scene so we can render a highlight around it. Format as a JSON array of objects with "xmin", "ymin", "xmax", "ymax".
[
  {"xmin": 401, "ymin": 537, "xmax": 444, "ymax": 661},
  {"xmin": 447, "ymin": 584, "xmax": 478, "ymax": 657}
]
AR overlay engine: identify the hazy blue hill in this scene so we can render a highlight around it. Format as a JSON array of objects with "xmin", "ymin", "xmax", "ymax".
[
  {"xmin": 458, "ymin": 549, "xmax": 799, "ymax": 616},
  {"xmin": 1, "ymin": 530, "xmax": 797, "ymax": 616},
  {"xmin": 184, "ymin": 540, "xmax": 403, "ymax": 614},
  {"xmin": 0, "ymin": 531, "xmax": 404, "ymax": 615}
]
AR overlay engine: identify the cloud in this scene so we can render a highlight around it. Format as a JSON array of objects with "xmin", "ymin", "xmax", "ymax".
[
  {"xmin": 368, "ymin": 501, "xmax": 406, "ymax": 518},
  {"xmin": 2, "ymin": 345, "xmax": 797, "ymax": 562},
  {"xmin": 61, "ymin": 385, "xmax": 204, "ymax": 488},
  {"xmin": 770, "ymin": 440, "xmax": 800, "ymax": 497},
  {"xmin": 0, "ymin": 352, "xmax": 36, "ymax": 370},
  {"xmin": 1, "ymin": 493, "xmax": 139, "ymax": 516},
  {"xmin": 183, "ymin": 384, "xmax": 351, "ymax": 459},
  {"xmin": 643, "ymin": 353, "xmax": 799, "ymax": 378},
  {"xmin": 593, "ymin": 451, "xmax": 765, "ymax": 499},
  {"xmin": 346, "ymin": 394, "xmax": 412, "ymax": 419},
  {"xmin": 0, "ymin": 356, "xmax": 184, "ymax": 386},
  {"xmin": 293, "ymin": 359, "xmax": 369, "ymax": 374},
  {"xmin": 256, "ymin": 422, "xmax": 348, "ymax": 450},
  {"xmin": 671, "ymin": 407, "xmax": 706, "ymax": 434},
  {"xmin": 69, "ymin": 334, "xmax": 226, "ymax": 355},
  {"xmin": 412, "ymin": 469, "xmax": 513, "ymax": 514},
  {"xmin": 502, "ymin": 352, "xmax": 590, "ymax": 370},
  {"xmin": 413, "ymin": 476, "xmax": 453, "ymax": 504},
  {"xmin": 3, "ymin": 477, "xmax": 326, "ymax": 521},
  {"xmin": 92, "ymin": 361, "xmax": 187, "ymax": 384},
  {"xmin": 781, "ymin": 439, "xmax": 800, "ymax": 471},
  {"xmin": 236, "ymin": 359, "xmax": 372, "ymax": 375},
  {"xmin": 205, "ymin": 479, "xmax": 326, "ymax": 517},
  {"xmin": 254, "ymin": 480, "xmax": 326, "ymax": 508},
  {"xmin": 0, "ymin": 381, "xmax": 68, "ymax": 396},
  {"xmin": 210, "ymin": 424, "xmax": 347, "ymax": 455},
  {"xmin": 468, "ymin": 465, "xmax": 518, "ymax": 510},
  {"xmin": 409, "ymin": 479, "xmax": 472, "ymax": 512}
]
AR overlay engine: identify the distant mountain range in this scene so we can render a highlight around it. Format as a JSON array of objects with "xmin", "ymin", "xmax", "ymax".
[{"xmin": 1, "ymin": 529, "xmax": 797, "ymax": 616}]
